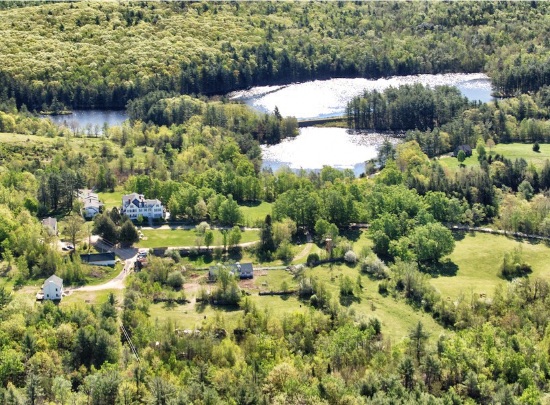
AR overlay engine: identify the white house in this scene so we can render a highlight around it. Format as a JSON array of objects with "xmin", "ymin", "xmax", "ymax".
[
  {"xmin": 41, "ymin": 275, "xmax": 63, "ymax": 301},
  {"xmin": 121, "ymin": 193, "xmax": 165, "ymax": 220},
  {"xmin": 78, "ymin": 189, "xmax": 103, "ymax": 219}
]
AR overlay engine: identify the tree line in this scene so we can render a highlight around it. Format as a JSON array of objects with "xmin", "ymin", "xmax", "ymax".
[{"xmin": 1, "ymin": 1, "xmax": 550, "ymax": 110}]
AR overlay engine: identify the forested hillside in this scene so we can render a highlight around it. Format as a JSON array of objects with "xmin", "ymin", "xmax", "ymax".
[
  {"xmin": 0, "ymin": 1, "xmax": 549, "ymax": 109},
  {"xmin": 3, "ymin": 1, "xmax": 550, "ymax": 404}
]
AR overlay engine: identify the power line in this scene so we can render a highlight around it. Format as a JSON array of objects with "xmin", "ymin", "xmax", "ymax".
[{"xmin": 120, "ymin": 324, "xmax": 140, "ymax": 362}]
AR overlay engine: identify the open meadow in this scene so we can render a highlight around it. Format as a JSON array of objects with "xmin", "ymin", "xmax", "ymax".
[
  {"xmin": 438, "ymin": 142, "xmax": 550, "ymax": 170},
  {"xmin": 137, "ymin": 228, "xmax": 260, "ymax": 249},
  {"xmin": 431, "ymin": 232, "xmax": 550, "ymax": 299}
]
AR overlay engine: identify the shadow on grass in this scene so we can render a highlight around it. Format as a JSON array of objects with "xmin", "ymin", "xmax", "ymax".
[
  {"xmin": 340, "ymin": 294, "xmax": 361, "ymax": 307},
  {"xmin": 452, "ymin": 231, "xmax": 467, "ymax": 242},
  {"xmin": 194, "ymin": 301, "xmax": 242, "ymax": 314},
  {"xmin": 240, "ymin": 200, "xmax": 262, "ymax": 208},
  {"xmin": 340, "ymin": 228, "xmax": 361, "ymax": 242},
  {"xmin": 422, "ymin": 259, "xmax": 459, "ymax": 277}
]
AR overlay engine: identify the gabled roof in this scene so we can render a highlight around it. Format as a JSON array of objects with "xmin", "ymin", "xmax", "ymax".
[
  {"xmin": 41, "ymin": 217, "xmax": 57, "ymax": 229},
  {"xmin": 78, "ymin": 189, "xmax": 100, "ymax": 200},
  {"xmin": 44, "ymin": 274, "xmax": 63, "ymax": 288},
  {"xmin": 455, "ymin": 145, "xmax": 472, "ymax": 152},
  {"xmin": 209, "ymin": 263, "xmax": 254, "ymax": 276},
  {"xmin": 83, "ymin": 199, "xmax": 102, "ymax": 208},
  {"xmin": 122, "ymin": 193, "xmax": 162, "ymax": 209}
]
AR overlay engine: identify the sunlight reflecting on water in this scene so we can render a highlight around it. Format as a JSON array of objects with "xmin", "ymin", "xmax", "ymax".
[
  {"xmin": 261, "ymin": 127, "xmax": 398, "ymax": 176},
  {"xmin": 231, "ymin": 73, "xmax": 491, "ymax": 119}
]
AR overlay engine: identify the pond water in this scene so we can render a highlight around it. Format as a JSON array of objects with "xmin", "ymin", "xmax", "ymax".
[
  {"xmin": 230, "ymin": 73, "xmax": 492, "ymax": 120},
  {"xmin": 261, "ymin": 127, "xmax": 398, "ymax": 177},
  {"xmin": 41, "ymin": 74, "xmax": 492, "ymax": 177},
  {"xmin": 44, "ymin": 110, "xmax": 128, "ymax": 134},
  {"xmin": 237, "ymin": 73, "xmax": 492, "ymax": 176}
]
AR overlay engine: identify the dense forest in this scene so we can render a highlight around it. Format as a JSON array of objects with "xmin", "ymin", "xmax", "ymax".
[
  {"xmin": 347, "ymin": 83, "xmax": 550, "ymax": 158},
  {"xmin": 2, "ymin": 1, "xmax": 550, "ymax": 404},
  {"xmin": 0, "ymin": 1, "xmax": 550, "ymax": 110}
]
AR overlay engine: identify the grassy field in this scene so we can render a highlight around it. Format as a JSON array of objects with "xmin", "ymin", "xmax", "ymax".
[
  {"xmin": 61, "ymin": 288, "xmax": 124, "ymax": 307},
  {"xmin": 137, "ymin": 228, "xmax": 259, "ymax": 248},
  {"xmin": 431, "ymin": 232, "xmax": 550, "ymax": 299},
  {"xmin": 240, "ymin": 202, "xmax": 273, "ymax": 227},
  {"xmin": 98, "ymin": 189, "xmax": 125, "ymax": 210},
  {"xmin": 438, "ymin": 142, "xmax": 550, "ymax": 170},
  {"xmin": 83, "ymin": 263, "xmax": 121, "ymax": 286},
  {"xmin": 0, "ymin": 132, "xmax": 58, "ymax": 143}
]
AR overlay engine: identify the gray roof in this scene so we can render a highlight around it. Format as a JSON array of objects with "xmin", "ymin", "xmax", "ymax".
[
  {"xmin": 209, "ymin": 263, "xmax": 253, "ymax": 277},
  {"xmin": 83, "ymin": 199, "xmax": 102, "ymax": 208},
  {"xmin": 80, "ymin": 252, "xmax": 116, "ymax": 263},
  {"xmin": 44, "ymin": 274, "xmax": 63, "ymax": 287},
  {"xmin": 41, "ymin": 217, "xmax": 57, "ymax": 228}
]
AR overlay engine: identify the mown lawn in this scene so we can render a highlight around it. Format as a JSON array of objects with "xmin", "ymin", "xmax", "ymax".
[
  {"xmin": 240, "ymin": 201, "xmax": 273, "ymax": 227},
  {"xmin": 438, "ymin": 142, "xmax": 550, "ymax": 171},
  {"xmin": 137, "ymin": 228, "xmax": 259, "ymax": 248},
  {"xmin": 431, "ymin": 232, "xmax": 550, "ymax": 299},
  {"xmin": 98, "ymin": 188, "xmax": 125, "ymax": 210}
]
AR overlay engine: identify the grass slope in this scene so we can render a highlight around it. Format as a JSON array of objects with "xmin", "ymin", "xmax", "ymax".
[
  {"xmin": 439, "ymin": 142, "xmax": 550, "ymax": 170},
  {"xmin": 137, "ymin": 228, "xmax": 259, "ymax": 248},
  {"xmin": 431, "ymin": 232, "xmax": 550, "ymax": 299}
]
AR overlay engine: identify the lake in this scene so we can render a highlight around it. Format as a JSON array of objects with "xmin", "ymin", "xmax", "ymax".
[
  {"xmin": 261, "ymin": 128, "xmax": 398, "ymax": 177},
  {"xmin": 234, "ymin": 73, "xmax": 492, "ymax": 175},
  {"xmin": 230, "ymin": 73, "xmax": 492, "ymax": 120},
  {"xmin": 44, "ymin": 110, "xmax": 128, "ymax": 134},
  {"xmin": 42, "ymin": 74, "xmax": 492, "ymax": 176}
]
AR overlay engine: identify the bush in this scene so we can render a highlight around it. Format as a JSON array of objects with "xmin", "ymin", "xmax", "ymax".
[
  {"xmin": 500, "ymin": 247, "xmax": 532, "ymax": 279},
  {"xmin": 361, "ymin": 254, "xmax": 389, "ymax": 279},
  {"xmin": 298, "ymin": 277, "xmax": 314, "ymax": 298},
  {"xmin": 339, "ymin": 275, "xmax": 355, "ymax": 296},
  {"xmin": 275, "ymin": 241, "xmax": 293, "ymax": 263},
  {"xmin": 167, "ymin": 250, "xmax": 182, "ymax": 263},
  {"xmin": 344, "ymin": 250, "xmax": 358, "ymax": 264},
  {"xmin": 378, "ymin": 281, "xmax": 389, "ymax": 295},
  {"xmin": 166, "ymin": 271, "xmax": 184, "ymax": 290},
  {"xmin": 306, "ymin": 253, "xmax": 320, "ymax": 266}
]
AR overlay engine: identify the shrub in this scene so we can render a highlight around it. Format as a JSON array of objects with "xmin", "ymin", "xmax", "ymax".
[
  {"xmin": 275, "ymin": 241, "xmax": 293, "ymax": 263},
  {"xmin": 344, "ymin": 250, "xmax": 358, "ymax": 264},
  {"xmin": 361, "ymin": 254, "xmax": 389, "ymax": 279},
  {"xmin": 298, "ymin": 277, "xmax": 314, "ymax": 298},
  {"xmin": 378, "ymin": 281, "xmax": 388, "ymax": 295},
  {"xmin": 339, "ymin": 275, "xmax": 354, "ymax": 296},
  {"xmin": 501, "ymin": 246, "xmax": 532, "ymax": 279},
  {"xmin": 306, "ymin": 253, "xmax": 320, "ymax": 266},
  {"xmin": 167, "ymin": 250, "xmax": 182, "ymax": 263},
  {"xmin": 166, "ymin": 271, "xmax": 184, "ymax": 290},
  {"xmin": 500, "ymin": 246, "xmax": 532, "ymax": 280}
]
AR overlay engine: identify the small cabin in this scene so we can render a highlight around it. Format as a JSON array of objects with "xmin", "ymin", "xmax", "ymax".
[{"xmin": 453, "ymin": 145, "xmax": 473, "ymax": 157}]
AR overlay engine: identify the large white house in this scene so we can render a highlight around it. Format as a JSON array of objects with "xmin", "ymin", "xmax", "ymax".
[
  {"xmin": 121, "ymin": 193, "xmax": 165, "ymax": 219},
  {"xmin": 41, "ymin": 275, "xmax": 63, "ymax": 301},
  {"xmin": 78, "ymin": 189, "xmax": 103, "ymax": 219}
]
